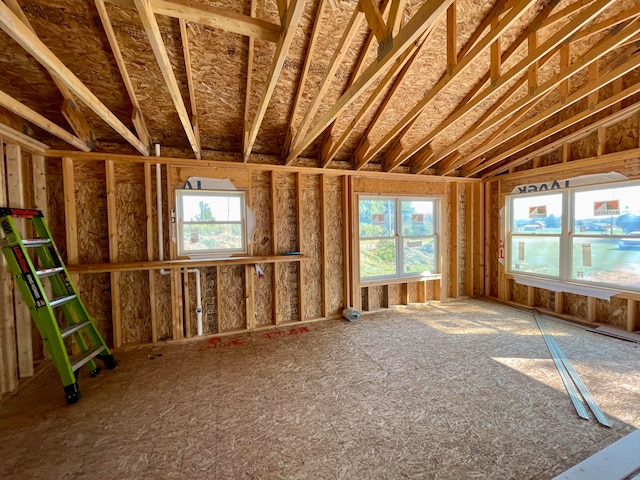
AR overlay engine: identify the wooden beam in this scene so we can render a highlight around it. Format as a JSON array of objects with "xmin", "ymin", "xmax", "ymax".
[
  {"xmin": 467, "ymin": 53, "xmax": 640, "ymax": 176},
  {"xmin": 490, "ymin": 17, "xmax": 501, "ymax": 85},
  {"xmin": 437, "ymin": 10, "xmax": 640, "ymax": 173},
  {"xmin": 0, "ymin": 90, "xmax": 89, "ymax": 152},
  {"xmin": 450, "ymin": 182, "xmax": 459, "ymax": 298},
  {"xmin": 134, "ymin": 0, "xmax": 200, "ymax": 159},
  {"xmin": 289, "ymin": 6, "xmax": 367, "ymax": 158},
  {"xmin": 0, "ymin": 2, "xmax": 149, "ymax": 155},
  {"xmin": 244, "ymin": 0, "xmax": 306, "ymax": 162},
  {"xmin": 296, "ymin": 172, "xmax": 304, "ymax": 321},
  {"xmin": 527, "ymin": 31, "xmax": 538, "ymax": 94},
  {"xmin": 0, "ymin": 123, "xmax": 47, "ymax": 152},
  {"xmin": 559, "ymin": 43, "xmax": 570, "ymax": 102},
  {"xmin": 108, "ymin": 0, "xmax": 281, "ymax": 42},
  {"xmin": 456, "ymin": 0, "xmax": 508, "ymax": 60},
  {"xmin": 6, "ymin": 0, "xmax": 94, "ymax": 145},
  {"xmin": 360, "ymin": 0, "xmax": 538, "ymax": 167},
  {"xmin": 388, "ymin": 0, "xmax": 407, "ymax": 37},
  {"xmin": 342, "ymin": 175, "xmax": 351, "ymax": 308},
  {"xmin": 180, "ymin": 19, "xmax": 200, "ymax": 152},
  {"xmin": 359, "ymin": 0, "xmax": 386, "ymax": 42},
  {"xmin": 320, "ymin": 175, "xmax": 328, "ymax": 317},
  {"xmin": 447, "ymin": 2, "xmax": 457, "ymax": 74},
  {"xmin": 95, "ymin": 0, "xmax": 151, "ymax": 148},
  {"xmin": 627, "ymin": 299, "xmax": 637, "ymax": 332},
  {"xmin": 105, "ymin": 160, "xmax": 123, "ymax": 347},
  {"xmin": 244, "ymin": 0, "xmax": 257, "ymax": 156},
  {"xmin": 285, "ymin": 0, "xmax": 454, "ymax": 163},
  {"xmin": 271, "ymin": 171, "xmax": 280, "ymax": 324},
  {"xmin": 284, "ymin": 0, "xmax": 328, "ymax": 158},
  {"xmin": 464, "ymin": 183, "xmax": 473, "ymax": 297}
]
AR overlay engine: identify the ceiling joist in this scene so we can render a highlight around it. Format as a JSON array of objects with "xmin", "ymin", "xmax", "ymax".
[
  {"xmin": 107, "ymin": 0, "xmax": 281, "ymax": 42},
  {"xmin": 0, "ymin": 1, "xmax": 149, "ymax": 155}
]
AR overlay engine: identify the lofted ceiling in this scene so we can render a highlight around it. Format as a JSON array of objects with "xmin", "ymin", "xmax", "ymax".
[{"xmin": 0, "ymin": 0, "xmax": 639, "ymax": 177}]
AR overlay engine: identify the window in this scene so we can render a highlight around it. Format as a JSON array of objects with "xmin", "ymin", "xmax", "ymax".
[
  {"xmin": 507, "ymin": 181, "xmax": 640, "ymax": 292},
  {"xmin": 358, "ymin": 196, "xmax": 438, "ymax": 281},
  {"xmin": 176, "ymin": 189, "xmax": 247, "ymax": 256}
]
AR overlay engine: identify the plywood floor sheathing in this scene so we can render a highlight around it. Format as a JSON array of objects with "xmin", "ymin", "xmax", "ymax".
[{"xmin": 1, "ymin": 299, "xmax": 638, "ymax": 479}]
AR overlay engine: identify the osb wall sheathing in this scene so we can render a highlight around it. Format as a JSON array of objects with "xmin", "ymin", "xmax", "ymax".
[
  {"xmin": 153, "ymin": 270, "xmax": 173, "ymax": 340},
  {"xmin": 324, "ymin": 176, "xmax": 344, "ymax": 314},
  {"xmin": 366, "ymin": 285, "xmax": 385, "ymax": 310},
  {"xmin": 120, "ymin": 271, "xmax": 151, "ymax": 343},
  {"xmin": 595, "ymin": 296, "xmax": 628, "ymax": 329},
  {"xmin": 534, "ymin": 287, "xmax": 554, "ymax": 311},
  {"xmin": 301, "ymin": 174, "xmax": 322, "ymax": 319},
  {"xmin": 218, "ymin": 265, "xmax": 246, "ymax": 332},
  {"xmin": 75, "ymin": 161, "xmax": 108, "ymax": 264},
  {"xmin": 250, "ymin": 171, "xmax": 274, "ymax": 327},
  {"xmin": 388, "ymin": 284, "xmax": 402, "ymax": 307},
  {"xmin": 114, "ymin": 164, "xmax": 146, "ymax": 262}
]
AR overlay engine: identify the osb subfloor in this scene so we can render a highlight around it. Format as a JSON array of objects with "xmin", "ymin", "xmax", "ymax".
[{"xmin": 1, "ymin": 299, "xmax": 639, "ymax": 480}]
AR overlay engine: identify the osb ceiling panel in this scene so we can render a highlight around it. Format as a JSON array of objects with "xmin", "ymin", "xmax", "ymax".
[{"xmin": 0, "ymin": 0, "xmax": 638, "ymax": 178}]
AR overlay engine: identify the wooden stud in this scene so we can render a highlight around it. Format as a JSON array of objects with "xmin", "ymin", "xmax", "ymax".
[
  {"xmin": 271, "ymin": 171, "xmax": 280, "ymax": 324},
  {"xmin": 626, "ymin": 299, "xmax": 637, "ymax": 332},
  {"xmin": 361, "ymin": 286, "xmax": 370, "ymax": 311},
  {"xmin": 183, "ymin": 268, "xmax": 191, "ymax": 338},
  {"xmin": 450, "ymin": 182, "xmax": 459, "ymax": 298},
  {"xmin": 484, "ymin": 181, "xmax": 492, "ymax": 296},
  {"xmin": 555, "ymin": 291, "xmax": 564, "ymax": 315},
  {"xmin": 0, "ymin": 2, "xmax": 149, "ymax": 155},
  {"xmin": 342, "ymin": 175, "xmax": 351, "ymax": 309},
  {"xmin": 296, "ymin": 172, "xmax": 304, "ymax": 321},
  {"xmin": 105, "ymin": 160, "xmax": 122, "ymax": 348},
  {"xmin": 320, "ymin": 175, "xmax": 328, "ymax": 317},
  {"xmin": 0, "ymin": 137, "xmax": 18, "ymax": 392},
  {"xmin": 216, "ymin": 267, "xmax": 222, "ymax": 330},
  {"xmin": 134, "ymin": 0, "xmax": 200, "ymax": 159},
  {"xmin": 351, "ymin": 183, "xmax": 361, "ymax": 311},
  {"xmin": 527, "ymin": 286, "xmax": 535, "ymax": 307},
  {"xmin": 464, "ymin": 183, "xmax": 473, "ymax": 297},
  {"xmin": 6, "ymin": 144, "xmax": 32, "ymax": 378},
  {"xmin": 587, "ymin": 61, "xmax": 599, "ymax": 108},
  {"xmin": 144, "ymin": 163, "xmax": 158, "ymax": 342},
  {"xmin": 587, "ymin": 296, "xmax": 597, "ymax": 323},
  {"xmin": 171, "ymin": 268, "xmax": 183, "ymax": 339},
  {"xmin": 401, "ymin": 283, "xmax": 409, "ymax": 305},
  {"xmin": 245, "ymin": 173, "xmax": 255, "ymax": 329},
  {"xmin": 244, "ymin": 0, "xmax": 306, "ymax": 161},
  {"xmin": 597, "ymin": 126, "xmax": 606, "ymax": 156},
  {"xmin": 562, "ymin": 142, "xmax": 570, "ymax": 163}
]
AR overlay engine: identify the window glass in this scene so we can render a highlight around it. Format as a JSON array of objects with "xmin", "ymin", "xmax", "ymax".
[
  {"xmin": 510, "ymin": 236, "xmax": 560, "ymax": 277},
  {"xmin": 176, "ymin": 190, "xmax": 246, "ymax": 256},
  {"xmin": 359, "ymin": 199, "xmax": 395, "ymax": 238},
  {"xmin": 570, "ymin": 237, "xmax": 640, "ymax": 288},
  {"xmin": 511, "ymin": 193, "xmax": 562, "ymax": 234},
  {"xmin": 359, "ymin": 196, "xmax": 438, "ymax": 281},
  {"xmin": 574, "ymin": 184, "xmax": 640, "ymax": 236}
]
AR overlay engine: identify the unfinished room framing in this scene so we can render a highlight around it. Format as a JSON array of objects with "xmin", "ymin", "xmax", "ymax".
[{"xmin": 1, "ymin": 0, "xmax": 639, "ymax": 478}]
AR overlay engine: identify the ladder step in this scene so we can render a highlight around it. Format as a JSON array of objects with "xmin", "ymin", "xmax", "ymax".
[
  {"xmin": 22, "ymin": 238, "xmax": 51, "ymax": 247},
  {"xmin": 60, "ymin": 320, "xmax": 92, "ymax": 339},
  {"xmin": 70, "ymin": 345, "xmax": 106, "ymax": 372},
  {"xmin": 49, "ymin": 294, "xmax": 77, "ymax": 308},
  {"xmin": 36, "ymin": 267, "xmax": 64, "ymax": 278}
]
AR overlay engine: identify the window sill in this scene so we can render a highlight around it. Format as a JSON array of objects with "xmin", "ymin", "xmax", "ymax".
[{"xmin": 359, "ymin": 274, "xmax": 441, "ymax": 288}]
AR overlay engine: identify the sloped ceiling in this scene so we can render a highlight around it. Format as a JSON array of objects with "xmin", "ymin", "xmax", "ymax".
[{"xmin": 0, "ymin": 0, "xmax": 639, "ymax": 177}]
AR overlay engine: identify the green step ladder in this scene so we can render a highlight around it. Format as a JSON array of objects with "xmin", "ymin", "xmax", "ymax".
[{"xmin": 0, "ymin": 207, "xmax": 117, "ymax": 404}]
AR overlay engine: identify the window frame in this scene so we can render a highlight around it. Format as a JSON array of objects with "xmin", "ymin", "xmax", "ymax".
[
  {"xmin": 358, "ymin": 194, "xmax": 440, "ymax": 282},
  {"xmin": 175, "ymin": 188, "xmax": 247, "ymax": 257},
  {"xmin": 506, "ymin": 179, "xmax": 640, "ymax": 293}
]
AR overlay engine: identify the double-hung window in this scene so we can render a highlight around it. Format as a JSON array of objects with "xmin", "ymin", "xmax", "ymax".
[
  {"xmin": 506, "ymin": 180, "xmax": 640, "ymax": 292},
  {"xmin": 358, "ymin": 196, "xmax": 438, "ymax": 281},
  {"xmin": 176, "ymin": 189, "xmax": 247, "ymax": 256}
]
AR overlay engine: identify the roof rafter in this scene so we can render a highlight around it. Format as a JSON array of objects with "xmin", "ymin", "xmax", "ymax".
[
  {"xmin": 6, "ymin": 0, "xmax": 94, "ymax": 147},
  {"xmin": 288, "ymin": 4, "xmax": 366, "ymax": 159},
  {"xmin": 107, "ymin": 0, "xmax": 281, "ymax": 42},
  {"xmin": 133, "ymin": 0, "xmax": 200, "ymax": 159},
  {"xmin": 179, "ymin": 19, "xmax": 200, "ymax": 154},
  {"xmin": 0, "ymin": 89, "xmax": 90, "ymax": 152},
  {"xmin": 243, "ymin": 0, "xmax": 257, "ymax": 155},
  {"xmin": 358, "ymin": 0, "xmax": 540, "ymax": 170},
  {"xmin": 375, "ymin": 0, "xmax": 618, "ymax": 171},
  {"xmin": 464, "ymin": 49, "xmax": 640, "ymax": 177},
  {"xmin": 95, "ymin": 0, "xmax": 151, "ymax": 149},
  {"xmin": 285, "ymin": 0, "xmax": 455, "ymax": 164},
  {"xmin": 243, "ymin": 0, "xmax": 306, "ymax": 162},
  {"xmin": 441, "ymin": 19, "xmax": 640, "ymax": 174},
  {"xmin": 0, "ymin": 1, "xmax": 149, "ymax": 155},
  {"xmin": 475, "ymin": 90, "xmax": 640, "ymax": 178}
]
